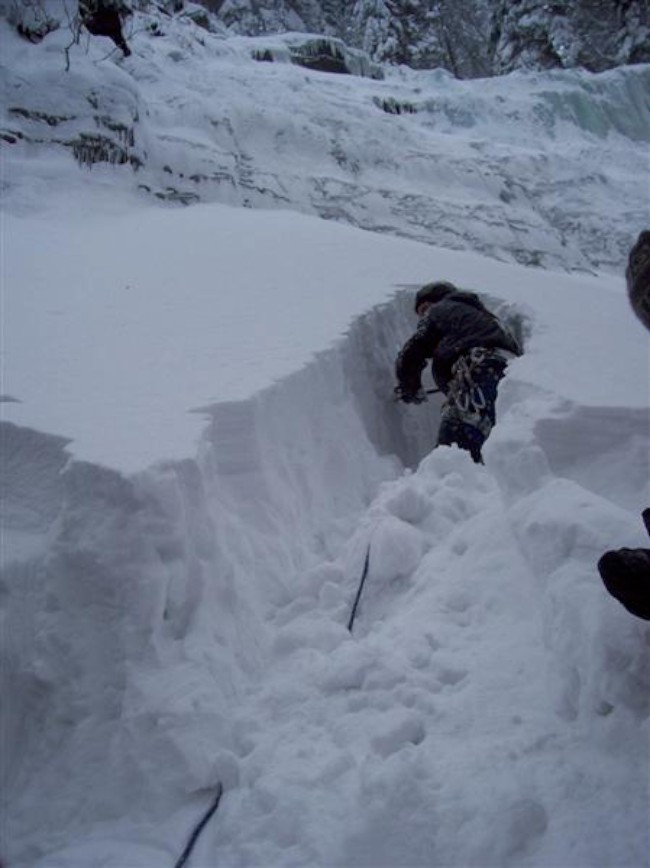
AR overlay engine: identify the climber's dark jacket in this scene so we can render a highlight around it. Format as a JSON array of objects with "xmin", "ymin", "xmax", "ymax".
[
  {"xmin": 79, "ymin": 0, "xmax": 132, "ymax": 55},
  {"xmin": 395, "ymin": 289, "xmax": 521, "ymax": 394}
]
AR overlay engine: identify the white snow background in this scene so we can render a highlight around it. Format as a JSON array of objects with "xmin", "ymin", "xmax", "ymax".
[{"xmin": 1, "ymin": 6, "xmax": 649, "ymax": 867}]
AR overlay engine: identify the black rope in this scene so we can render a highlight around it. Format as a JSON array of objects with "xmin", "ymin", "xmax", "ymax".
[
  {"xmin": 173, "ymin": 782, "xmax": 224, "ymax": 868},
  {"xmin": 347, "ymin": 543, "xmax": 371, "ymax": 633}
]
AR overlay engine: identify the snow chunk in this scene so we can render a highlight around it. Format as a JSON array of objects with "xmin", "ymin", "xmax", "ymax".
[{"xmin": 368, "ymin": 516, "xmax": 424, "ymax": 586}]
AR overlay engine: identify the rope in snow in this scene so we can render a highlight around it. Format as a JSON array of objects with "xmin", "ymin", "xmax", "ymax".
[
  {"xmin": 173, "ymin": 782, "xmax": 224, "ymax": 868},
  {"xmin": 347, "ymin": 542, "xmax": 372, "ymax": 633}
]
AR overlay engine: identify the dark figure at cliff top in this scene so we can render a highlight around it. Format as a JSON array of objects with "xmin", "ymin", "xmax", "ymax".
[
  {"xmin": 79, "ymin": 0, "xmax": 132, "ymax": 57},
  {"xmin": 395, "ymin": 281, "xmax": 521, "ymax": 465}
]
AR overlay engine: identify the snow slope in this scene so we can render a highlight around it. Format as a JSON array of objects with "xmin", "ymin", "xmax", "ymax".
[{"xmin": 2, "ymin": 7, "xmax": 650, "ymax": 868}]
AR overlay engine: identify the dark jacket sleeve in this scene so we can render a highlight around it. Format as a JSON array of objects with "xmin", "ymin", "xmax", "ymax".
[{"xmin": 395, "ymin": 316, "xmax": 441, "ymax": 394}]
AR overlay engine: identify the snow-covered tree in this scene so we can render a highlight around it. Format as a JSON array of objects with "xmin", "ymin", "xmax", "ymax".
[
  {"xmin": 435, "ymin": 0, "xmax": 495, "ymax": 77},
  {"xmin": 346, "ymin": 0, "xmax": 392, "ymax": 60},
  {"xmin": 207, "ymin": 0, "xmax": 650, "ymax": 76},
  {"xmin": 493, "ymin": 0, "xmax": 650, "ymax": 73},
  {"xmin": 1, "ymin": 0, "xmax": 60, "ymax": 41}
]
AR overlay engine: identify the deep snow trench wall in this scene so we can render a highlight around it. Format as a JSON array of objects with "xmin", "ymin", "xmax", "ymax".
[
  {"xmin": 2, "ymin": 290, "xmax": 448, "ymax": 863},
  {"xmin": 4, "ymin": 277, "xmax": 649, "ymax": 868}
]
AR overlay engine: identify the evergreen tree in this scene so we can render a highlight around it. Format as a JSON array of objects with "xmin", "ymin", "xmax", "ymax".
[
  {"xmin": 199, "ymin": 0, "xmax": 650, "ymax": 76},
  {"xmin": 347, "ymin": 0, "xmax": 392, "ymax": 60}
]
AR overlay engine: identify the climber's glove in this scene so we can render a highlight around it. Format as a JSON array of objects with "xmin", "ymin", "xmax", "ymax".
[{"xmin": 394, "ymin": 385, "xmax": 426, "ymax": 404}]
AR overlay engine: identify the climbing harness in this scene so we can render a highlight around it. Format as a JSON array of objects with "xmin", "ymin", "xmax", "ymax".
[
  {"xmin": 173, "ymin": 782, "xmax": 224, "ymax": 868},
  {"xmin": 437, "ymin": 347, "xmax": 512, "ymax": 464},
  {"xmin": 447, "ymin": 349, "xmax": 489, "ymax": 426},
  {"xmin": 347, "ymin": 542, "xmax": 371, "ymax": 633},
  {"xmin": 444, "ymin": 348, "xmax": 508, "ymax": 436}
]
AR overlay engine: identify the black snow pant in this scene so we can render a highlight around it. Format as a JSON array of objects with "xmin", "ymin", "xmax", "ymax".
[{"xmin": 437, "ymin": 347, "xmax": 508, "ymax": 464}]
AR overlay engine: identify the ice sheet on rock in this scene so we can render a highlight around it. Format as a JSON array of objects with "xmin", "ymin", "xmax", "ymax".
[{"xmin": 1, "ymin": 11, "xmax": 648, "ymax": 272}]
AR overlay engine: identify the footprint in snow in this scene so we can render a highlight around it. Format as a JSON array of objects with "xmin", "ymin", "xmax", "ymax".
[{"xmin": 370, "ymin": 714, "xmax": 427, "ymax": 759}]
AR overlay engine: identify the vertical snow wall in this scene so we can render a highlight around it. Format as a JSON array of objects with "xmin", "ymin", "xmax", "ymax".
[{"xmin": 4, "ymin": 289, "xmax": 515, "ymax": 863}]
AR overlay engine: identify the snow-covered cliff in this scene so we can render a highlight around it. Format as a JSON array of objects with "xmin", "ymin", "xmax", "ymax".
[{"xmin": 2, "ymin": 6, "xmax": 649, "ymax": 273}]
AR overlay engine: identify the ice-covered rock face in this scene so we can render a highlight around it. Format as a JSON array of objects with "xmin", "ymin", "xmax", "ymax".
[{"xmin": 1, "ymin": 8, "xmax": 649, "ymax": 273}]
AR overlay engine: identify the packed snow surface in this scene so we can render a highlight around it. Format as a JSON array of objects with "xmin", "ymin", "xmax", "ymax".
[{"xmin": 1, "ymin": 7, "xmax": 649, "ymax": 868}]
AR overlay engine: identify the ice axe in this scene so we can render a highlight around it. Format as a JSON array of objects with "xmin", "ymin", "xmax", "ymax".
[{"xmin": 393, "ymin": 387, "xmax": 441, "ymax": 403}]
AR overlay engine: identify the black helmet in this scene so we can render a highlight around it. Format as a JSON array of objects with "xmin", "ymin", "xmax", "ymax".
[{"xmin": 414, "ymin": 281, "xmax": 457, "ymax": 313}]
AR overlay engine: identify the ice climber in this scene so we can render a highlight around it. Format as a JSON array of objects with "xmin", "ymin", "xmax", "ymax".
[
  {"xmin": 597, "ymin": 230, "xmax": 650, "ymax": 621},
  {"xmin": 394, "ymin": 281, "xmax": 521, "ymax": 464},
  {"xmin": 79, "ymin": 0, "xmax": 132, "ymax": 57}
]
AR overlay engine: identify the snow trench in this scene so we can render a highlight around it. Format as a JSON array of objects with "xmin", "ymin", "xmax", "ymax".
[
  {"xmin": 1, "ymin": 291, "xmax": 433, "ymax": 862},
  {"xmin": 2, "ymin": 294, "xmax": 648, "ymax": 868}
]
